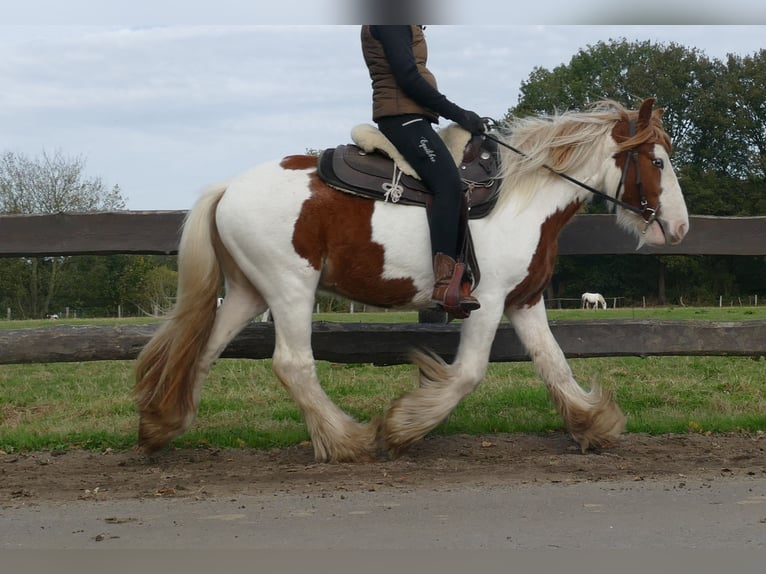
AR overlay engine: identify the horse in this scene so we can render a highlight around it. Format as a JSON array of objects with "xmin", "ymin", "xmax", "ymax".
[
  {"xmin": 581, "ymin": 292, "xmax": 607, "ymax": 309},
  {"xmin": 134, "ymin": 98, "xmax": 689, "ymax": 462}
]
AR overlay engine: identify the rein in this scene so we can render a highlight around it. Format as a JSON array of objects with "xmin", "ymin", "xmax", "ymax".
[{"xmin": 483, "ymin": 119, "xmax": 659, "ymax": 229}]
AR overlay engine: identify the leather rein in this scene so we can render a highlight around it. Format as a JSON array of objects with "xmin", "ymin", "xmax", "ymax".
[{"xmin": 483, "ymin": 118, "xmax": 660, "ymax": 232}]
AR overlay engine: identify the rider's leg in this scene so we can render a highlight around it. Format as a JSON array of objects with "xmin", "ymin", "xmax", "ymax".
[{"xmin": 377, "ymin": 115, "xmax": 479, "ymax": 314}]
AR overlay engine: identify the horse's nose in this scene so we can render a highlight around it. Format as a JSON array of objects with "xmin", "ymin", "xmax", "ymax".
[{"xmin": 669, "ymin": 221, "xmax": 688, "ymax": 244}]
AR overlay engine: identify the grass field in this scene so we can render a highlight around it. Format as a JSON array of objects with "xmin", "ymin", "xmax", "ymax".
[
  {"xmin": 2, "ymin": 304, "xmax": 764, "ymax": 329},
  {"xmin": 0, "ymin": 307, "xmax": 764, "ymax": 452}
]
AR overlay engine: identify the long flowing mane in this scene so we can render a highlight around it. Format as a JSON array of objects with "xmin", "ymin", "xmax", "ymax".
[{"xmin": 493, "ymin": 100, "xmax": 671, "ymax": 210}]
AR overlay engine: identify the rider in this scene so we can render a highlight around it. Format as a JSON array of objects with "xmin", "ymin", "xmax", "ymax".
[{"xmin": 360, "ymin": 25, "xmax": 485, "ymax": 316}]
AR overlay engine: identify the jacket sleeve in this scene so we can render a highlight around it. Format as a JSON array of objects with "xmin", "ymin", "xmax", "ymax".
[{"xmin": 372, "ymin": 25, "xmax": 464, "ymax": 121}]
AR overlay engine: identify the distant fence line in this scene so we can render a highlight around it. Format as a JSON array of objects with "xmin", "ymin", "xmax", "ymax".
[
  {"xmin": 0, "ymin": 211, "xmax": 765, "ymax": 364},
  {"xmin": 545, "ymin": 295, "xmax": 761, "ymax": 309}
]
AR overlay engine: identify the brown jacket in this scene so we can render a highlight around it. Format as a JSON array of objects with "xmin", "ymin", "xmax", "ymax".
[{"xmin": 361, "ymin": 25, "xmax": 439, "ymax": 122}]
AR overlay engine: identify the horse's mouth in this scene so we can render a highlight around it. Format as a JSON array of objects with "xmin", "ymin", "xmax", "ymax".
[{"xmin": 639, "ymin": 218, "xmax": 667, "ymax": 247}]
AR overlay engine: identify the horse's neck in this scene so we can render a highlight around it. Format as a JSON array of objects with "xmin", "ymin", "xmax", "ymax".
[
  {"xmin": 493, "ymin": 138, "xmax": 610, "ymax": 224},
  {"xmin": 492, "ymin": 175, "xmax": 587, "ymax": 226}
]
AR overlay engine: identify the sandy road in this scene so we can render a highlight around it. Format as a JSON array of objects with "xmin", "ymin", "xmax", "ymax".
[{"xmin": 3, "ymin": 476, "xmax": 765, "ymax": 549}]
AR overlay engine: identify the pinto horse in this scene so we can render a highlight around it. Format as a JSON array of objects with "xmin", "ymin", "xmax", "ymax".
[{"xmin": 134, "ymin": 98, "xmax": 689, "ymax": 462}]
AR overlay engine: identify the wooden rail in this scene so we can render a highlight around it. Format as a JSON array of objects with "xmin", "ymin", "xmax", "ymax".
[
  {"xmin": 2, "ymin": 212, "xmax": 766, "ymax": 257},
  {"xmin": 0, "ymin": 320, "xmax": 763, "ymax": 365},
  {"xmin": 1, "ymin": 211, "xmax": 764, "ymax": 365}
]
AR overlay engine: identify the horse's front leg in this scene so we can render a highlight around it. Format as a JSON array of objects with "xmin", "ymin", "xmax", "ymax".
[
  {"xmin": 380, "ymin": 302, "xmax": 504, "ymax": 457},
  {"xmin": 507, "ymin": 299, "xmax": 626, "ymax": 451}
]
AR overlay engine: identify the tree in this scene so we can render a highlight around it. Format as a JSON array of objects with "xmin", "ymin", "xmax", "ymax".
[
  {"xmin": 509, "ymin": 38, "xmax": 722, "ymax": 171},
  {"xmin": 0, "ymin": 150, "xmax": 127, "ymax": 318},
  {"xmin": 724, "ymin": 50, "xmax": 766, "ymax": 180},
  {"xmin": 0, "ymin": 150, "xmax": 125, "ymax": 214}
]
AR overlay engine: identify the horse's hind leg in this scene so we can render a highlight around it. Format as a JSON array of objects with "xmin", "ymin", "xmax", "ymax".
[
  {"xmin": 268, "ymin": 294, "xmax": 377, "ymax": 463},
  {"xmin": 177, "ymin": 274, "xmax": 268, "ymax": 439},
  {"xmin": 507, "ymin": 300, "xmax": 626, "ymax": 451}
]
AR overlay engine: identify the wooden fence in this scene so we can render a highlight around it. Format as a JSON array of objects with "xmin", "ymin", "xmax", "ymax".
[{"xmin": 1, "ymin": 212, "xmax": 765, "ymax": 365}]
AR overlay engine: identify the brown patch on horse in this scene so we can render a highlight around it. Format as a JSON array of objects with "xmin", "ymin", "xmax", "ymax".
[
  {"xmin": 290, "ymin": 161, "xmax": 418, "ymax": 307},
  {"xmin": 281, "ymin": 155, "xmax": 319, "ymax": 171},
  {"xmin": 505, "ymin": 201, "xmax": 582, "ymax": 309}
]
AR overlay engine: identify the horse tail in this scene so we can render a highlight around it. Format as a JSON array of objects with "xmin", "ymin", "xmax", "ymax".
[{"xmin": 134, "ymin": 182, "xmax": 227, "ymax": 452}]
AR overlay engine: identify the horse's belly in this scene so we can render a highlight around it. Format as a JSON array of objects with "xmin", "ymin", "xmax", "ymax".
[
  {"xmin": 317, "ymin": 203, "xmax": 434, "ymax": 308},
  {"xmin": 215, "ymin": 164, "xmax": 434, "ymax": 308}
]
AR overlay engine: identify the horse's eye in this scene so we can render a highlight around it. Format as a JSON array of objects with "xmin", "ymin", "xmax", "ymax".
[{"xmin": 652, "ymin": 158, "xmax": 664, "ymax": 169}]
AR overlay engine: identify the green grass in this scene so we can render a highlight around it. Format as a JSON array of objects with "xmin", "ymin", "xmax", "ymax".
[
  {"xmin": 1, "ymin": 354, "xmax": 764, "ymax": 453},
  {"xmin": 1, "ymin": 307, "xmax": 764, "ymax": 451},
  {"xmin": 0, "ymin": 316, "xmax": 160, "ymax": 330},
  {"xmin": 545, "ymin": 305, "xmax": 766, "ymax": 322},
  {"xmin": 2, "ymin": 304, "xmax": 764, "ymax": 330}
]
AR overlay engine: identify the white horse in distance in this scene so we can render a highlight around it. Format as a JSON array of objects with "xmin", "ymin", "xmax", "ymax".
[{"xmin": 581, "ymin": 292, "xmax": 607, "ymax": 309}]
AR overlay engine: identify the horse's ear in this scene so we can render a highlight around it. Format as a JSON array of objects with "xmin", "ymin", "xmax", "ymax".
[{"xmin": 638, "ymin": 97, "xmax": 656, "ymax": 127}]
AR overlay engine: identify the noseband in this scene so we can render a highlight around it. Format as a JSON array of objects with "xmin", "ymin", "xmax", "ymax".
[{"xmin": 484, "ymin": 117, "xmax": 661, "ymax": 233}]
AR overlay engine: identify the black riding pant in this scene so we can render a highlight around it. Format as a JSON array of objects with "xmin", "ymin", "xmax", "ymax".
[{"xmin": 376, "ymin": 114, "xmax": 462, "ymax": 259}]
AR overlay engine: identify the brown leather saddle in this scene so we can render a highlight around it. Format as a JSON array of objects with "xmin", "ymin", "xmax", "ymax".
[
  {"xmin": 317, "ymin": 135, "xmax": 501, "ymax": 219},
  {"xmin": 316, "ymin": 134, "xmax": 501, "ymax": 293}
]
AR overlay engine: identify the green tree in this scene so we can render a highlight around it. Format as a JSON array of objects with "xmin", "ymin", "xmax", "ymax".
[
  {"xmin": 725, "ymin": 50, "xmax": 766, "ymax": 180},
  {"xmin": 510, "ymin": 38, "xmax": 722, "ymax": 171}
]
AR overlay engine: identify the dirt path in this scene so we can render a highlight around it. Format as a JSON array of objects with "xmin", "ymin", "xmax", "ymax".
[{"xmin": 2, "ymin": 432, "xmax": 764, "ymax": 503}]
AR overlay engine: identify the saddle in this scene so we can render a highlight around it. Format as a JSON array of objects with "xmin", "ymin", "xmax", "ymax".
[
  {"xmin": 316, "ymin": 124, "xmax": 501, "ymax": 294},
  {"xmin": 317, "ymin": 124, "xmax": 501, "ymax": 219}
]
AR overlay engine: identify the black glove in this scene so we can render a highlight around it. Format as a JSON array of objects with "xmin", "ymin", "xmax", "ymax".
[{"xmin": 455, "ymin": 109, "xmax": 486, "ymax": 135}]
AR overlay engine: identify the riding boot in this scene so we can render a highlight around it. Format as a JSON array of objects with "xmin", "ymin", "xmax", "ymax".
[{"xmin": 431, "ymin": 252, "xmax": 480, "ymax": 315}]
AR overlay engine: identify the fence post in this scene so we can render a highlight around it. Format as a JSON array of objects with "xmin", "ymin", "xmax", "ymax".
[{"xmin": 6, "ymin": 308, "xmax": 9, "ymax": 321}]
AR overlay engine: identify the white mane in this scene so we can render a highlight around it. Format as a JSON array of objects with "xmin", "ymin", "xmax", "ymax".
[{"xmin": 492, "ymin": 102, "xmax": 626, "ymax": 212}]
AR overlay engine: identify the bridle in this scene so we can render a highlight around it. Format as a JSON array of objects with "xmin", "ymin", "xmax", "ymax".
[
  {"xmin": 613, "ymin": 119, "xmax": 660, "ymax": 228},
  {"xmin": 483, "ymin": 117, "xmax": 661, "ymax": 233}
]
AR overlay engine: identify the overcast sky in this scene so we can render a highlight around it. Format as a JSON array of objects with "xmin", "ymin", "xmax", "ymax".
[{"xmin": 2, "ymin": 10, "xmax": 765, "ymax": 210}]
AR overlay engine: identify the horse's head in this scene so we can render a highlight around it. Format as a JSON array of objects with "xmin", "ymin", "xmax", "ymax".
[{"xmin": 607, "ymin": 98, "xmax": 689, "ymax": 248}]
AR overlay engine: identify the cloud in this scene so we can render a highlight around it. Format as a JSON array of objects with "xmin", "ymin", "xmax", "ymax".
[{"xmin": 2, "ymin": 24, "xmax": 765, "ymax": 210}]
